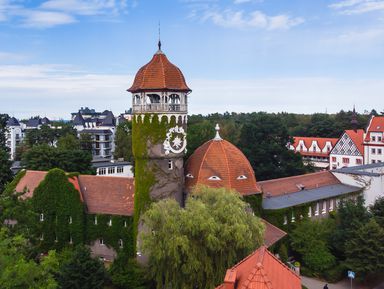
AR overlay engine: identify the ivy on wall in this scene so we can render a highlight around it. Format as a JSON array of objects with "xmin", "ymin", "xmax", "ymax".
[
  {"xmin": 85, "ymin": 214, "xmax": 134, "ymax": 258},
  {"xmin": 243, "ymin": 194, "xmax": 263, "ymax": 217},
  {"xmin": 32, "ymin": 168, "xmax": 85, "ymax": 251},
  {"xmin": 2, "ymin": 169, "xmax": 26, "ymax": 194},
  {"xmin": 132, "ymin": 114, "xmax": 177, "ymax": 248}
]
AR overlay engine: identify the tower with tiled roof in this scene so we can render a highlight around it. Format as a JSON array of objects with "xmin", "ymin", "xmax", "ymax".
[{"xmin": 128, "ymin": 41, "xmax": 191, "ymax": 240}]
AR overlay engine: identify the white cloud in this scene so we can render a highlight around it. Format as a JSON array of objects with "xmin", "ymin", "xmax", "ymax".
[
  {"xmin": 330, "ymin": 0, "xmax": 384, "ymax": 15},
  {"xmin": 20, "ymin": 10, "xmax": 76, "ymax": 28},
  {"xmin": 203, "ymin": 9, "xmax": 304, "ymax": 30}
]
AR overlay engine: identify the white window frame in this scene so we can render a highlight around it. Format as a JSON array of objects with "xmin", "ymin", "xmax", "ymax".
[
  {"xmin": 119, "ymin": 239, "xmax": 123, "ymax": 249},
  {"xmin": 308, "ymin": 206, "xmax": 312, "ymax": 217},
  {"xmin": 40, "ymin": 213, "xmax": 44, "ymax": 222},
  {"xmin": 117, "ymin": 166, "xmax": 124, "ymax": 174},
  {"xmin": 69, "ymin": 216, "xmax": 72, "ymax": 224},
  {"xmin": 283, "ymin": 215, "xmax": 288, "ymax": 225},
  {"xmin": 315, "ymin": 202, "xmax": 319, "ymax": 216},
  {"xmin": 124, "ymin": 220, "xmax": 127, "ymax": 227},
  {"xmin": 322, "ymin": 200, "xmax": 327, "ymax": 214},
  {"xmin": 94, "ymin": 215, "xmax": 98, "ymax": 225},
  {"xmin": 208, "ymin": 176, "xmax": 221, "ymax": 181},
  {"xmin": 108, "ymin": 218, "xmax": 112, "ymax": 227},
  {"xmin": 329, "ymin": 199, "xmax": 334, "ymax": 211},
  {"xmin": 168, "ymin": 160, "xmax": 173, "ymax": 170},
  {"xmin": 100, "ymin": 238, "xmax": 104, "ymax": 245},
  {"xmin": 291, "ymin": 212, "xmax": 295, "ymax": 223}
]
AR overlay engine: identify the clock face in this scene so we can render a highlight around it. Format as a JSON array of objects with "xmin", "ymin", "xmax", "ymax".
[{"xmin": 163, "ymin": 125, "xmax": 187, "ymax": 155}]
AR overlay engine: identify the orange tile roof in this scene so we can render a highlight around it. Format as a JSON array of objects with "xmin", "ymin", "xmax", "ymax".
[
  {"xmin": 293, "ymin": 136, "xmax": 338, "ymax": 150},
  {"xmin": 365, "ymin": 116, "xmax": 384, "ymax": 142},
  {"xmin": 78, "ymin": 175, "xmax": 134, "ymax": 216},
  {"xmin": 262, "ymin": 220, "xmax": 287, "ymax": 248},
  {"xmin": 216, "ymin": 246, "xmax": 301, "ymax": 289},
  {"xmin": 258, "ymin": 171, "xmax": 340, "ymax": 198},
  {"xmin": 345, "ymin": 129, "xmax": 365, "ymax": 155},
  {"xmin": 185, "ymin": 138, "xmax": 261, "ymax": 196},
  {"xmin": 128, "ymin": 51, "xmax": 191, "ymax": 93}
]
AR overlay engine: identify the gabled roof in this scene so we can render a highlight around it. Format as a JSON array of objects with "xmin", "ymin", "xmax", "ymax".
[
  {"xmin": 41, "ymin": 117, "xmax": 50, "ymax": 125},
  {"xmin": 26, "ymin": 118, "xmax": 41, "ymax": 128},
  {"xmin": 73, "ymin": 112, "xmax": 85, "ymax": 126},
  {"xmin": 216, "ymin": 246, "xmax": 301, "ymax": 289},
  {"xmin": 258, "ymin": 171, "xmax": 340, "ymax": 198},
  {"xmin": 262, "ymin": 220, "xmax": 287, "ymax": 247},
  {"xmin": 101, "ymin": 111, "xmax": 115, "ymax": 126},
  {"xmin": 78, "ymin": 175, "xmax": 134, "ymax": 216},
  {"xmin": 365, "ymin": 116, "xmax": 384, "ymax": 142},
  {"xmin": 345, "ymin": 129, "xmax": 364, "ymax": 155},
  {"xmin": 293, "ymin": 136, "xmax": 338, "ymax": 150},
  {"xmin": 6, "ymin": 117, "xmax": 20, "ymax": 126},
  {"xmin": 128, "ymin": 50, "xmax": 191, "ymax": 93}
]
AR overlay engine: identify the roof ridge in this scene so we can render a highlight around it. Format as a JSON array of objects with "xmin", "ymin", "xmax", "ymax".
[
  {"xmin": 258, "ymin": 171, "xmax": 333, "ymax": 184},
  {"xmin": 197, "ymin": 140, "xmax": 214, "ymax": 184},
  {"xmin": 220, "ymin": 140, "xmax": 232, "ymax": 189},
  {"xmin": 159, "ymin": 54, "xmax": 166, "ymax": 88},
  {"xmin": 264, "ymin": 248, "xmax": 301, "ymax": 281}
]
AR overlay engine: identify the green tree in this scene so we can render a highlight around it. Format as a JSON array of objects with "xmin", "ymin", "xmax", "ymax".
[
  {"xmin": 57, "ymin": 245, "xmax": 106, "ymax": 289},
  {"xmin": 57, "ymin": 133, "xmax": 80, "ymax": 150},
  {"xmin": 139, "ymin": 185, "xmax": 265, "ymax": 289},
  {"xmin": 114, "ymin": 121, "xmax": 133, "ymax": 161},
  {"xmin": 0, "ymin": 149, "xmax": 12, "ymax": 193},
  {"xmin": 0, "ymin": 113, "xmax": 9, "ymax": 148},
  {"xmin": 370, "ymin": 197, "xmax": 384, "ymax": 227},
  {"xmin": 79, "ymin": 133, "xmax": 93, "ymax": 153},
  {"xmin": 290, "ymin": 219, "xmax": 336, "ymax": 272},
  {"xmin": 0, "ymin": 228, "xmax": 58, "ymax": 289},
  {"xmin": 22, "ymin": 144, "xmax": 93, "ymax": 174},
  {"xmin": 345, "ymin": 219, "xmax": 384, "ymax": 280}
]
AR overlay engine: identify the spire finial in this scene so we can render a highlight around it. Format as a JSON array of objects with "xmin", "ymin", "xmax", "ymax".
[
  {"xmin": 214, "ymin": 123, "xmax": 222, "ymax": 141},
  {"xmin": 157, "ymin": 21, "xmax": 162, "ymax": 52},
  {"xmin": 351, "ymin": 104, "xmax": 358, "ymax": 131}
]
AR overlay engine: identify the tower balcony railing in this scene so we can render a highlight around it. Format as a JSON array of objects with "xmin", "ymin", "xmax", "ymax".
[{"xmin": 133, "ymin": 103, "xmax": 187, "ymax": 113}]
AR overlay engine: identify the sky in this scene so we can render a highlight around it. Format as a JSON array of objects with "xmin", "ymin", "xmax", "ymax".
[{"xmin": 0, "ymin": 0, "xmax": 384, "ymax": 119}]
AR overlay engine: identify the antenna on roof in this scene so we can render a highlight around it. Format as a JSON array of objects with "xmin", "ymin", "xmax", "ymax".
[{"xmin": 157, "ymin": 21, "xmax": 162, "ymax": 52}]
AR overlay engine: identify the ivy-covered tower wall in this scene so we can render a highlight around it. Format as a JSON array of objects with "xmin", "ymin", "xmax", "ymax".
[{"xmin": 128, "ymin": 45, "xmax": 191, "ymax": 238}]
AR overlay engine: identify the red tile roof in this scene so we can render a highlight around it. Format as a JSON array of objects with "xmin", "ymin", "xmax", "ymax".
[
  {"xmin": 258, "ymin": 171, "xmax": 340, "ymax": 198},
  {"xmin": 262, "ymin": 220, "xmax": 287, "ymax": 248},
  {"xmin": 128, "ymin": 51, "xmax": 191, "ymax": 93},
  {"xmin": 185, "ymin": 138, "xmax": 261, "ymax": 196},
  {"xmin": 293, "ymin": 136, "xmax": 338, "ymax": 150},
  {"xmin": 345, "ymin": 129, "xmax": 365, "ymax": 155},
  {"xmin": 78, "ymin": 175, "xmax": 134, "ymax": 216},
  {"xmin": 216, "ymin": 246, "xmax": 301, "ymax": 289},
  {"xmin": 365, "ymin": 116, "xmax": 384, "ymax": 142}
]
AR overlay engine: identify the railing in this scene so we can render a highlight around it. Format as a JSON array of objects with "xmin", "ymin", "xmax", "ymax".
[{"xmin": 133, "ymin": 104, "xmax": 187, "ymax": 113}]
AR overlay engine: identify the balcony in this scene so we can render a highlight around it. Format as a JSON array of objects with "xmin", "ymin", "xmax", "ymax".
[{"xmin": 133, "ymin": 103, "xmax": 187, "ymax": 113}]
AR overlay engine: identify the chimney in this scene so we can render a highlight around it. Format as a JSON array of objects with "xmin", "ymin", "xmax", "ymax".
[{"xmin": 223, "ymin": 270, "xmax": 236, "ymax": 289}]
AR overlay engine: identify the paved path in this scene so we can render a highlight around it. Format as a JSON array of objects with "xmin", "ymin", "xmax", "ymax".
[{"xmin": 301, "ymin": 276, "xmax": 370, "ymax": 289}]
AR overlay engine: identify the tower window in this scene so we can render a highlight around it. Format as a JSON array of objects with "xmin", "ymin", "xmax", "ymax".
[
  {"xmin": 168, "ymin": 160, "xmax": 173, "ymax": 170},
  {"xmin": 186, "ymin": 173, "xmax": 194, "ymax": 179}
]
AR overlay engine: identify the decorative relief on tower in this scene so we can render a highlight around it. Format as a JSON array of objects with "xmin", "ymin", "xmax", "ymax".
[{"xmin": 163, "ymin": 126, "xmax": 187, "ymax": 155}]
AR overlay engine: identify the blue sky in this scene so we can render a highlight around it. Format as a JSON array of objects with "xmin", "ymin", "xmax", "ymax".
[{"xmin": 0, "ymin": 0, "xmax": 384, "ymax": 119}]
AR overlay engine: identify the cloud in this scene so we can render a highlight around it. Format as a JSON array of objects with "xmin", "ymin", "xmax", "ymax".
[
  {"xmin": 330, "ymin": 0, "xmax": 384, "ymax": 15},
  {"xmin": 203, "ymin": 9, "xmax": 304, "ymax": 30},
  {"xmin": 0, "ymin": 51, "xmax": 28, "ymax": 62},
  {"xmin": 19, "ymin": 10, "xmax": 76, "ymax": 28}
]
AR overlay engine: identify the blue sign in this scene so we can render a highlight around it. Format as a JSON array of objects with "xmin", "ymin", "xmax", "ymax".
[{"xmin": 348, "ymin": 271, "xmax": 355, "ymax": 279}]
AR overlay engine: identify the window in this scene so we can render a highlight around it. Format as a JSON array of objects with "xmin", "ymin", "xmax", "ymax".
[
  {"xmin": 108, "ymin": 218, "xmax": 112, "ymax": 227},
  {"xmin": 327, "ymin": 146, "xmax": 331, "ymax": 152},
  {"xmin": 308, "ymin": 206, "xmax": 312, "ymax": 217},
  {"xmin": 336, "ymin": 198, "xmax": 340, "ymax": 208},
  {"xmin": 99, "ymin": 238, "xmax": 104, "ymax": 245},
  {"xmin": 378, "ymin": 149, "xmax": 382, "ymax": 155},
  {"xmin": 124, "ymin": 221, "xmax": 127, "ymax": 228},
  {"xmin": 40, "ymin": 233, "xmax": 44, "ymax": 241},
  {"xmin": 379, "ymin": 136, "xmax": 382, "ymax": 142},
  {"xmin": 108, "ymin": 167, "xmax": 115, "ymax": 174},
  {"xmin": 69, "ymin": 216, "xmax": 72, "ymax": 224},
  {"xmin": 342, "ymin": 157, "xmax": 350, "ymax": 164},
  {"xmin": 315, "ymin": 202, "xmax": 319, "ymax": 216},
  {"xmin": 117, "ymin": 166, "xmax": 124, "ymax": 173},
  {"xmin": 300, "ymin": 145, "xmax": 303, "ymax": 151},
  {"xmin": 372, "ymin": 148, "xmax": 376, "ymax": 154},
  {"xmin": 208, "ymin": 176, "xmax": 221, "ymax": 181},
  {"xmin": 283, "ymin": 215, "xmax": 288, "ymax": 225},
  {"xmin": 237, "ymin": 175, "xmax": 248, "ymax": 180},
  {"xmin": 322, "ymin": 201, "xmax": 327, "ymax": 214},
  {"xmin": 118, "ymin": 239, "xmax": 123, "ymax": 249},
  {"xmin": 372, "ymin": 160, "xmax": 376, "ymax": 164},
  {"xmin": 329, "ymin": 199, "xmax": 334, "ymax": 212},
  {"xmin": 94, "ymin": 216, "xmax": 98, "ymax": 225},
  {"xmin": 98, "ymin": 168, "xmax": 106, "ymax": 175},
  {"xmin": 332, "ymin": 157, "xmax": 336, "ymax": 162},
  {"xmin": 40, "ymin": 213, "xmax": 44, "ymax": 222},
  {"xmin": 291, "ymin": 212, "xmax": 295, "ymax": 223},
  {"xmin": 186, "ymin": 173, "xmax": 194, "ymax": 179},
  {"xmin": 356, "ymin": 159, "xmax": 363, "ymax": 165},
  {"xmin": 372, "ymin": 136, "xmax": 376, "ymax": 141},
  {"xmin": 168, "ymin": 160, "xmax": 173, "ymax": 170}
]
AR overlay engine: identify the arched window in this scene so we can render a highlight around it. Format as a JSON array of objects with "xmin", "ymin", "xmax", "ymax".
[
  {"xmin": 135, "ymin": 95, "xmax": 141, "ymax": 105},
  {"xmin": 147, "ymin": 94, "xmax": 160, "ymax": 103},
  {"xmin": 169, "ymin": 94, "xmax": 180, "ymax": 104},
  {"xmin": 119, "ymin": 239, "xmax": 123, "ymax": 249}
]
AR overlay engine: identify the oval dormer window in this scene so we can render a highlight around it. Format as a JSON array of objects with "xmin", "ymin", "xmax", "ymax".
[
  {"xmin": 186, "ymin": 173, "xmax": 194, "ymax": 179},
  {"xmin": 237, "ymin": 175, "xmax": 248, "ymax": 180},
  {"xmin": 208, "ymin": 176, "xmax": 221, "ymax": 181}
]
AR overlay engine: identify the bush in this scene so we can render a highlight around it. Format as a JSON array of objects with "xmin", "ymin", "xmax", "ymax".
[
  {"xmin": 278, "ymin": 243, "xmax": 288, "ymax": 263},
  {"xmin": 323, "ymin": 263, "xmax": 345, "ymax": 283}
]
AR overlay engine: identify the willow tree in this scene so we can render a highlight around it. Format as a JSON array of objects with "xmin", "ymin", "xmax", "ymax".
[{"xmin": 139, "ymin": 186, "xmax": 265, "ymax": 289}]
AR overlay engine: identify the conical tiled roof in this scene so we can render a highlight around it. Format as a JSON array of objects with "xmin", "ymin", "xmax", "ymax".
[
  {"xmin": 185, "ymin": 126, "xmax": 260, "ymax": 195},
  {"xmin": 128, "ymin": 50, "xmax": 191, "ymax": 93}
]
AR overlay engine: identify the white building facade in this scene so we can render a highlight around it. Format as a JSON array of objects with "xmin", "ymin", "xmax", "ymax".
[{"xmin": 363, "ymin": 116, "xmax": 384, "ymax": 165}]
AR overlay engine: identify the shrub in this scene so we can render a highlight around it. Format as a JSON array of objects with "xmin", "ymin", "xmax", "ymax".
[
  {"xmin": 323, "ymin": 263, "xmax": 345, "ymax": 283},
  {"xmin": 278, "ymin": 243, "xmax": 288, "ymax": 263}
]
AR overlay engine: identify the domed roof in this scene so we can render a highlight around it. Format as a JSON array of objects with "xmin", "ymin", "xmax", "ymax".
[
  {"xmin": 185, "ymin": 125, "xmax": 260, "ymax": 196},
  {"xmin": 128, "ymin": 45, "xmax": 191, "ymax": 93}
]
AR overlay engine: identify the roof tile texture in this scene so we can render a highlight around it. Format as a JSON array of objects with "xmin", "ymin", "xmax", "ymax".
[
  {"xmin": 128, "ymin": 52, "xmax": 191, "ymax": 92},
  {"xmin": 185, "ymin": 139, "xmax": 260, "ymax": 195},
  {"xmin": 262, "ymin": 220, "xmax": 287, "ymax": 248},
  {"xmin": 365, "ymin": 116, "xmax": 384, "ymax": 142},
  {"xmin": 345, "ymin": 129, "xmax": 365, "ymax": 154},
  {"xmin": 258, "ymin": 171, "xmax": 340, "ymax": 198}
]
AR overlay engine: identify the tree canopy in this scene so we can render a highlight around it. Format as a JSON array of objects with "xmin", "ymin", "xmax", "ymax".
[
  {"xmin": 139, "ymin": 185, "xmax": 265, "ymax": 289},
  {"xmin": 114, "ymin": 120, "xmax": 133, "ymax": 162}
]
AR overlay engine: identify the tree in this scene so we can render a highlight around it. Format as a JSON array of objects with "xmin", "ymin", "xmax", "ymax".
[
  {"xmin": 22, "ymin": 144, "xmax": 93, "ymax": 174},
  {"xmin": 139, "ymin": 185, "xmax": 265, "ymax": 289},
  {"xmin": 57, "ymin": 245, "xmax": 106, "ymax": 289},
  {"xmin": 238, "ymin": 113, "xmax": 309, "ymax": 180},
  {"xmin": 0, "ymin": 114, "xmax": 9, "ymax": 148},
  {"xmin": 331, "ymin": 196, "xmax": 370, "ymax": 259},
  {"xmin": 370, "ymin": 197, "xmax": 384, "ymax": 227},
  {"xmin": 0, "ymin": 228, "xmax": 58, "ymax": 289},
  {"xmin": 0, "ymin": 149, "xmax": 12, "ymax": 193},
  {"xmin": 345, "ymin": 219, "xmax": 384, "ymax": 280},
  {"xmin": 114, "ymin": 121, "xmax": 133, "ymax": 161},
  {"xmin": 290, "ymin": 219, "xmax": 336, "ymax": 272},
  {"xmin": 57, "ymin": 134, "xmax": 80, "ymax": 150},
  {"xmin": 79, "ymin": 133, "xmax": 93, "ymax": 153}
]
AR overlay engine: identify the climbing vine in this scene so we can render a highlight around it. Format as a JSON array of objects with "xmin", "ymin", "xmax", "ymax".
[
  {"xmin": 32, "ymin": 168, "xmax": 85, "ymax": 251},
  {"xmin": 2, "ymin": 169, "xmax": 26, "ymax": 194},
  {"xmin": 243, "ymin": 194, "xmax": 263, "ymax": 217}
]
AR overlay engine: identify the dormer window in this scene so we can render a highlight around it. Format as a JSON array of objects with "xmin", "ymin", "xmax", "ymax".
[
  {"xmin": 186, "ymin": 173, "xmax": 194, "ymax": 179},
  {"xmin": 208, "ymin": 176, "xmax": 221, "ymax": 181},
  {"xmin": 40, "ymin": 213, "xmax": 44, "ymax": 222},
  {"xmin": 237, "ymin": 175, "xmax": 248, "ymax": 180}
]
